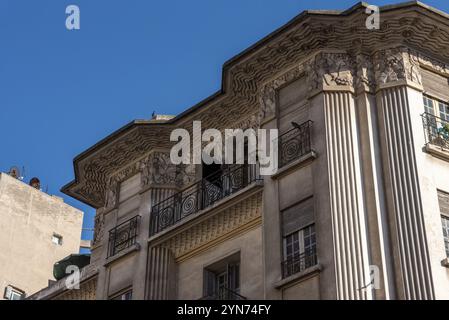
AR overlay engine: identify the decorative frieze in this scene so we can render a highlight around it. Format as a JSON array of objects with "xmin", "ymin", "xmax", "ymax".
[
  {"xmin": 103, "ymin": 151, "xmax": 196, "ymax": 210},
  {"xmin": 158, "ymin": 191, "xmax": 262, "ymax": 261},
  {"xmin": 307, "ymin": 52, "xmax": 355, "ymax": 91},
  {"xmin": 92, "ymin": 209, "xmax": 105, "ymax": 247},
  {"xmin": 66, "ymin": 6, "xmax": 449, "ymax": 208},
  {"xmin": 373, "ymin": 47, "xmax": 423, "ymax": 89}
]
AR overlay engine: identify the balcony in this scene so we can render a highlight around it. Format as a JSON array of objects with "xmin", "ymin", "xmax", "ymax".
[
  {"xmin": 422, "ymin": 112, "xmax": 449, "ymax": 150},
  {"xmin": 107, "ymin": 215, "xmax": 140, "ymax": 258},
  {"xmin": 278, "ymin": 120, "xmax": 313, "ymax": 168},
  {"xmin": 281, "ymin": 247, "xmax": 317, "ymax": 279},
  {"xmin": 150, "ymin": 164, "xmax": 261, "ymax": 236},
  {"xmin": 200, "ymin": 287, "xmax": 247, "ymax": 300}
]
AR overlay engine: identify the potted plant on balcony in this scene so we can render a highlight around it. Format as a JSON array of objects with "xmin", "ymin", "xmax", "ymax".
[{"xmin": 438, "ymin": 123, "xmax": 449, "ymax": 140}]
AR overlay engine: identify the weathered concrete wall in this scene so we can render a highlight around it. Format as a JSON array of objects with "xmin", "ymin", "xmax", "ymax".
[{"xmin": 0, "ymin": 173, "xmax": 83, "ymax": 299}]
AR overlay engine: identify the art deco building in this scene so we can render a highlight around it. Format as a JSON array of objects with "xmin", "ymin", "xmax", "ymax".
[{"xmin": 32, "ymin": 1, "xmax": 449, "ymax": 300}]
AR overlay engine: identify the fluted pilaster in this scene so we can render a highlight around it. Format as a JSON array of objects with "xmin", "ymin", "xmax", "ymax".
[
  {"xmin": 146, "ymin": 246, "xmax": 176, "ymax": 300},
  {"xmin": 378, "ymin": 86, "xmax": 434, "ymax": 299},
  {"xmin": 324, "ymin": 91, "xmax": 372, "ymax": 300}
]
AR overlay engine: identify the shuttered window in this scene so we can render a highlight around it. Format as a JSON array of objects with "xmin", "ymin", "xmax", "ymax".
[{"xmin": 437, "ymin": 190, "xmax": 449, "ymax": 257}]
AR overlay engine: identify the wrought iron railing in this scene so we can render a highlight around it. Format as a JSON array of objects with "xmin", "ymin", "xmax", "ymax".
[
  {"xmin": 278, "ymin": 120, "xmax": 313, "ymax": 168},
  {"xmin": 281, "ymin": 246, "xmax": 317, "ymax": 279},
  {"xmin": 107, "ymin": 215, "xmax": 140, "ymax": 258},
  {"xmin": 150, "ymin": 164, "xmax": 260, "ymax": 236},
  {"xmin": 200, "ymin": 287, "xmax": 247, "ymax": 300},
  {"xmin": 422, "ymin": 113, "xmax": 449, "ymax": 150}
]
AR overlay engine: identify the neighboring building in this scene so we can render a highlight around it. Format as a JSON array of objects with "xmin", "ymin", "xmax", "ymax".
[
  {"xmin": 0, "ymin": 172, "xmax": 84, "ymax": 299},
  {"xmin": 35, "ymin": 1, "xmax": 449, "ymax": 300}
]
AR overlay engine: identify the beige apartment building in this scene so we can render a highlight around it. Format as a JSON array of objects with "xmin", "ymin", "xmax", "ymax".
[
  {"xmin": 31, "ymin": 1, "xmax": 449, "ymax": 300},
  {"xmin": 0, "ymin": 172, "xmax": 84, "ymax": 299}
]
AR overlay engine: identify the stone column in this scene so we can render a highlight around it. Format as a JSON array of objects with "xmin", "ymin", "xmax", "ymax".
[
  {"xmin": 146, "ymin": 246, "xmax": 177, "ymax": 300},
  {"xmin": 375, "ymin": 47, "xmax": 434, "ymax": 300},
  {"xmin": 309, "ymin": 52, "xmax": 373, "ymax": 300}
]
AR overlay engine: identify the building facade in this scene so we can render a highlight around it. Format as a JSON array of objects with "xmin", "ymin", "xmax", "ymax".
[
  {"xmin": 39, "ymin": 1, "xmax": 449, "ymax": 300},
  {"xmin": 0, "ymin": 172, "xmax": 84, "ymax": 299}
]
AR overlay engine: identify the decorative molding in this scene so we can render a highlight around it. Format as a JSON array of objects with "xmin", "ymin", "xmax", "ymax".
[
  {"xmin": 92, "ymin": 210, "xmax": 105, "ymax": 247},
  {"xmin": 373, "ymin": 47, "xmax": 423, "ymax": 89},
  {"xmin": 67, "ymin": 7, "xmax": 449, "ymax": 207},
  {"xmin": 103, "ymin": 151, "xmax": 196, "ymax": 210},
  {"xmin": 355, "ymin": 53, "xmax": 376, "ymax": 92},
  {"xmin": 307, "ymin": 52, "xmax": 355, "ymax": 91},
  {"xmin": 54, "ymin": 277, "xmax": 97, "ymax": 300},
  {"xmin": 158, "ymin": 192, "xmax": 262, "ymax": 260}
]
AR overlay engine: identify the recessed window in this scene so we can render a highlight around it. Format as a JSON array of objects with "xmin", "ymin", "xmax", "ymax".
[
  {"xmin": 52, "ymin": 234, "xmax": 63, "ymax": 246},
  {"xmin": 442, "ymin": 216, "xmax": 449, "ymax": 258},
  {"xmin": 4, "ymin": 285, "xmax": 24, "ymax": 300},
  {"xmin": 437, "ymin": 190, "xmax": 449, "ymax": 258},
  {"xmin": 281, "ymin": 197, "xmax": 317, "ymax": 278},
  {"xmin": 203, "ymin": 252, "xmax": 244, "ymax": 300}
]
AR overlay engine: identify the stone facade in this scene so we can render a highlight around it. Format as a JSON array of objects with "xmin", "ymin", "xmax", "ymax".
[{"xmin": 37, "ymin": 1, "xmax": 449, "ymax": 300}]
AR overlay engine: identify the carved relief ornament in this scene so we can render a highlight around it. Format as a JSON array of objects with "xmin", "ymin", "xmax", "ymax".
[
  {"xmin": 373, "ymin": 47, "xmax": 423, "ymax": 88},
  {"xmin": 103, "ymin": 151, "xmax": 196, "ymax": 210}
]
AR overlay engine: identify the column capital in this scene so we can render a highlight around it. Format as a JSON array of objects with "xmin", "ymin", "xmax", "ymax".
[{"xmin": 373, "ymin": 46, "xmax": 423, "ymax": 92}]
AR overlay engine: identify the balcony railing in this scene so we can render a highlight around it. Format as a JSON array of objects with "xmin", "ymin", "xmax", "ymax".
[
  {"xmin": 150, "ymin": 164, "xmax": 260, "ymax": 236},
  {"xmin": 107, "ymin": 215, "xmax": 140, "ymax": 258},
  {"xmin": 278, "ymin": 120, "xmax": 313, "ymax": 168},
  {"xmin": 200, "ymin": 288, "xmax": 247, "ymax": 300},
  {"xmin": 422, "ymin": 112, "xmax": 449, "ymax": 150},
  {"xmin": 281, "ymin": 246, "xmax": 317, "ymax": 279}
]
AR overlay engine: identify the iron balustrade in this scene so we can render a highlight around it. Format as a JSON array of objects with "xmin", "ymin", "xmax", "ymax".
[
  {"xmin": 150, "ymin": 164, "xmax": 260, "ymax": 236},
  {"xmin": 281, "ymin": 246, "xmax": 317, "ymax": 279},
  {"xmin": 107, "ymin": 215, "xmax": 140, "ymax": 258},
  {"xmin": 422, "ymin": 112, "xmax": 449, "ymax": 150},
  {"xmin": 279, "ymin": 120, "xmax": 313, "ymax": 168},
  {"xmin": 200, "ymin": 287, "xmax": 247, "ymax": 300}
]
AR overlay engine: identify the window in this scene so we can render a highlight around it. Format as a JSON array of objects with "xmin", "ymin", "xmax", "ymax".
[
  {"xmin": 422, "ymin": 96, "xmax": 449, "ymax": 148},
  {"xmin": 110, "ymin": 290, "xmax": 132, "ymax": 300},
  {"xmin": 442, "ymin": 216, "xmax": 449, "ymax": 258},
  {"xmin": 437, "ymin": 190, "xmax": 449, "ymax": 258},
  {"xmin": 423, "ymin": 96, "xmax": 436, "ymax": 115},
  {"xmin": 283, "ymin": 224, "xmax": 317, "ymax": 277},
  {"xmin": 281, "ymin": 197, "xmax": 317, "ymax": 278},
  {"xmin": 52, "ymin": 234, "xmax": 63, "ymax": 245},
  {"xmin": 202, "ymin": 253, "xmax": 245, "ymax": 300},
  {"xmin": 4, "ymin": 286, "xmax": 24, "ymax": 300},
  {"xmin": 423, "ymin": 95, "xmax": 449, "ymax": 119}
]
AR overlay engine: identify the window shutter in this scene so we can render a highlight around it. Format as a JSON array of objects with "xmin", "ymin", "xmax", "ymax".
[
  {"xmin": 282, "ymin": 197, "xmax": 314, "ymax": 236},
  {"xmin": 203, "ymin": 269, "xmax": 216, "ymax": 297},
  {"xmin": 227, "ymin": 263, "xmax": 240, "ymax": 291},
  {"xmin": 438, "ymin": 190, "xmax": 449, "ymax": 216}
]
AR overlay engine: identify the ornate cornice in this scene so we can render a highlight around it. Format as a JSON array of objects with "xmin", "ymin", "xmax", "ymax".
[{"xmin": 64, "ymin": 2, "xmax": 449, "ymax": 208}]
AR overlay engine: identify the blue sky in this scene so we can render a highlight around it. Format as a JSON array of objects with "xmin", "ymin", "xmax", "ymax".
[{"xmin": 1, "ymin": 0, "xmax": 448, "ymax": 245}]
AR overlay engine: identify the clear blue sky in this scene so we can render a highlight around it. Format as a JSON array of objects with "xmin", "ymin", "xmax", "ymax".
[{"xmin": 1, "ymin": 0, "xmax": 448, "ymax": 244}]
